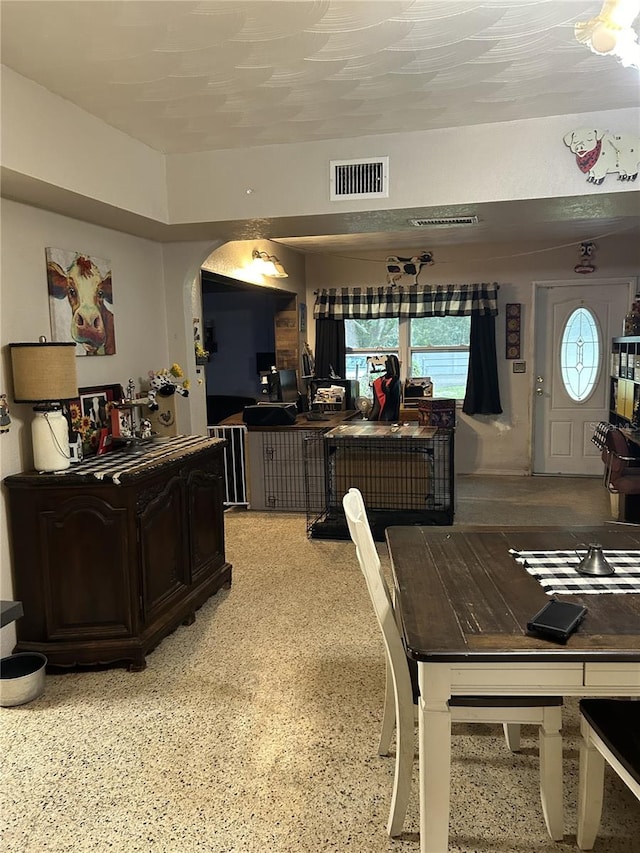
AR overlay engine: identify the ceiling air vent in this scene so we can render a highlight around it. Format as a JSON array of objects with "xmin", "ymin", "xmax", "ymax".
[
  {"xmin": 408, "ymin": 216, "xmax": 479, "ymax": 227},
  {"xmin": 330, "ymin": 157, "xmax": 389, "ymax": 200}
]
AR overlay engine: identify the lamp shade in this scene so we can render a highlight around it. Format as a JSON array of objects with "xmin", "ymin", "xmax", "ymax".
[{"xmin": 10, "ymin": 341, "xmax": 78, "ymax": 403}]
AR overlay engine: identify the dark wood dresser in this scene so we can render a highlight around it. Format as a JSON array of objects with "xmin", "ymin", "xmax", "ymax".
[{"xmin": 4, "ymin": 436, "xmax": 232, "ymax": 671}]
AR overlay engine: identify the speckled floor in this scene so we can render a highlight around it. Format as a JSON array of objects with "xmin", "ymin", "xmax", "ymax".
[{"xmin": 1, "ymin": 476, "xmax": 638, "ymax": 853}]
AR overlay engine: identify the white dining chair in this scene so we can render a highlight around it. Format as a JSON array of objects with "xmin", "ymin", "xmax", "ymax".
[
  {"xmin": 342, "ymin": 487, "xmax": 564, "ymax": 839},
  {"xmin": 577, "ymin": 699, "xmax": 640, "ymax": 850}
]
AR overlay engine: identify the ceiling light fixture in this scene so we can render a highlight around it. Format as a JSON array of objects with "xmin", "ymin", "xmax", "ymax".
[
  {"xmin": 575, "ymin": 0, "xmax": 640, "ymax": 69},
  {"xmin": 251, "ymin": 250, "xmax": 288, "ymax": 278}
]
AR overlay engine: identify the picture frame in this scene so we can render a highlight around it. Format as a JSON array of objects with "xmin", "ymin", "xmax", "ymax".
[
  {"xmin": 110, "ymin": 405, "xmax": 134, "ymax": 439},
  {"xmin": 96, "ymin": 427, "xmax": 113, "ymax": 455},
  {"xmin": 80, "ymin": 390, "xmax": 109, "ymax": 430},
  {"xmin": 63, "ymin": 383, "xmax": 122, "ymax": 456}
]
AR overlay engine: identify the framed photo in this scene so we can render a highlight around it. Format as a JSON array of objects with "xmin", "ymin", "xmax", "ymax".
[
  {"xmin": 111, "ymin": 406, "xmax": 134, "ymax": 438},
  {"xmin": 63, "ymin": 383, "xmax": 122, "ymax": 456},
  {"xmin": 80, "ymin": 391, "xmax": 109, "ymax": 430}
]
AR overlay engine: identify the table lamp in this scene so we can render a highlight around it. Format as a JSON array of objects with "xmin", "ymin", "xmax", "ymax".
[{"xmin": 10, "ymin": 338, "xmax": 78, "ymax": 472}]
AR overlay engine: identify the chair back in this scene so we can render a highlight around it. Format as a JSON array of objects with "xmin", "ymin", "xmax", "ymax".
[
  {"xmin": 342, "ymin": 488, "xmax": 414, "ymax": 704},
  {"xmin": 604, "ymin": 428, "xmax": 636, "ymax": 486}
]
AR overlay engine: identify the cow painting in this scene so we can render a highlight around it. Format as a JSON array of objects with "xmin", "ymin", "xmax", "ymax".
[{"xmin": 46, "ymin": 248, "xmax": 116, "ymax": 355}]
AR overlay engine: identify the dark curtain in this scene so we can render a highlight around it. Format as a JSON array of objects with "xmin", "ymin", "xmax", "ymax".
[
  {"xmin": 462, "ymin": 313, "xmax": 502, "ymax": 415},
  {"xmin": 314, "ymin": 319, "xmax": 346, "ymax": 379}
]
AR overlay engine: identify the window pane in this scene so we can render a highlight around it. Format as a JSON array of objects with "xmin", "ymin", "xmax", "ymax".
[
  {"xmin": 410, "ymin": 316, "xmax": 470, "ymax": 347},
  {"xmin": 345, "ymin": 319, "xmax": 400, "ymax": 398},
  {"xmin": 343, "ymin": 316, "xmax": 470, "ymax": 400},
  {"xmin": 345, "ymin": 318, "xmax": 399, "ymax": 349},
  {"xmin": 411, "ymin": 351, "xmax": 469, "ymax": 399},
  {"xmin": 560, "ymin": 307, "xmax": 600, "ymax": 402}
]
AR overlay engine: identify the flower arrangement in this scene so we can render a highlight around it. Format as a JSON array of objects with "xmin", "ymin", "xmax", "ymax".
[{"xmin": 147, "ymin": 364, "xmax": 190, "ymax": 411}]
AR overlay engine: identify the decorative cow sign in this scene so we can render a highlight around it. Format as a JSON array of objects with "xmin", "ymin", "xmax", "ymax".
[
  {"xmin": 386, "ymin": 251, "xmax": 434, "ymax": 286},
  {"xmin": 563, "ymin": 128, "xmax": 640, "ymax": 184},
  {"xmin": 46, "ymin": 248, "xmax": 116, "ymax": 356}
]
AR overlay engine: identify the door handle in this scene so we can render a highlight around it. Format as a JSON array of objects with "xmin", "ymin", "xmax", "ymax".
[{"xmin": 536, "ymin": 387, "xmax": 543, "ymax": 396}]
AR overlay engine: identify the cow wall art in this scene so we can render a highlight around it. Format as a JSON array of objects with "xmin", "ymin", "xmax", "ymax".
[{"xmin": 46, "ymin": 248, "xmax": 116, "ymax": 356}]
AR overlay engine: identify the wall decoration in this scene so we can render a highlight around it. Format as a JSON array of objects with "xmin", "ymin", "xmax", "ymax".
[
  {"xmin": 193, "ymin": 317, "xmax": 209, "ymax": 363},
  {"xmin": 505, "ymin": 303, "xmax": 522, "ymax": 359},
  {"xmin": 386, "ymin": 251, "xmax": 434, "ymax": 285},
  {"xmin": 575, "ymin": 241, "xmax": 597, "ymax": 274},
  {"xmin": 299, "ymin": 303, "xmax": 307, "ymax": 333},
  {"xmin": 563, "ymin": 129, "xmax": 640, "ymax": 185},
  {"xmin": 0, "ymin": 394, "xmax": 11, "ymax": 433},
  {"xmin": 46, "ymin": 247, "xmax": 116, "ymax": 356}
]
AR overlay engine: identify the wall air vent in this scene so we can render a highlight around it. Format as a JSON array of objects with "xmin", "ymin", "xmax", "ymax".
[
  {"xmin": 330, "ymin": 157, "xmax": 389, "ymax": 200},
  {"xmin": 408, "ymin": 216, "xmax": 479, "ymax": 227}
]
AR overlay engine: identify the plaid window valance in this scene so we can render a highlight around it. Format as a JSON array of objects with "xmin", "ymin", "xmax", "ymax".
[{"xmin": 313, "ymin": 282, "xmax": 499, "ymax": 320}]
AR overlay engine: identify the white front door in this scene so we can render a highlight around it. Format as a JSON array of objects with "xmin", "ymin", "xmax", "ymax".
[{"xmin": 533, "ymin": 280, "xmax": 631, "ymax": 475}]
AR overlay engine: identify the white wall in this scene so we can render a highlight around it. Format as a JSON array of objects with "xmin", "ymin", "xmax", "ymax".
[
  {"xmin": 0, "ymin": 199, "xmax": 171, "ymax": 654},
  {"xmin": 305, "ymin": 233, "xmax": 639, "ymax": 475},
  {"xmin": 1, "ymin": 67, "xmax": 168, "ymax": 222},
  {"xmin": 4, "ymin": 67, "xmax": 638, "ymax": 227},
  {"xmin": 165, "ymin": 108, "xmax": 640, "ymax": 223}
]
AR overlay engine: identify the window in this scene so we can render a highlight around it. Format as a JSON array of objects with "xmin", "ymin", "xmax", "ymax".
[
  {"xmin": 345, "ymin": 316, "xmax": 470, "ymax": 399},
  {"xmin": 560, "ymin": 307, "xmax": 600, "ymax": 402}
]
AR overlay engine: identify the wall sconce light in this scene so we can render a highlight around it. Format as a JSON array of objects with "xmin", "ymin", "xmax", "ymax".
[
  {"xmin": 251, "ymin": 249, "xmax": 288, "ymax": 278},
  {"xmin": 9, "ymin": 337, "xmax": 78, "ymax": 472},
  {"xmin": 575, "ymin": 0, "xmax": 640, "ymax": 69}
]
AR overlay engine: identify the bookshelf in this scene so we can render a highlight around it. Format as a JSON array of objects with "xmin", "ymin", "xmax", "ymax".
[{"xmin": 610, "ymin": 336, "xmax": 640, "ymax": 427}]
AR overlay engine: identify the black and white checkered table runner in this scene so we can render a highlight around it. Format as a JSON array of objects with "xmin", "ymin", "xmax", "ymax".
[
  {"xmin": 52, "ymin": 435, "xmax": 220, "ymax": 485},
  {"xmin": 509, "ymin": 549, "xmax": 640, "ymax": 595}
]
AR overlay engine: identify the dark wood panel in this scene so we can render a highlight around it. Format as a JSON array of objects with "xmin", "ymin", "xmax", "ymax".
[
  {"xmin": 4, "ymin": 441, "xmax": 232, "ymax": 670},
  {"xmin": 387, "ymin": 525, "xmax": 640, "ymax": 663}
]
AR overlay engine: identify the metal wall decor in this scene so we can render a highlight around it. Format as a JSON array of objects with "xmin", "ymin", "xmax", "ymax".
[{"xmin": 506, "ymin": 303, "xmax": 522, "ymax": 359}]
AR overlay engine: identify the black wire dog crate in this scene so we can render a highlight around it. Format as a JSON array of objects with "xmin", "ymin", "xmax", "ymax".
[
  {"xmin": 248, "ymin": 428, "xmax": 327, "ymax": 512},
  {"xmin": 306, "ymin": 422, "xmax": 454, "ymax": 541}
]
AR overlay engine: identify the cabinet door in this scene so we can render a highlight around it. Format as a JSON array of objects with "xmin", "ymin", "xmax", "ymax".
[
  {"xmin": 186, "ymin": 469, "xmax": 225, "ymax": 580},
  {"xmin": 39, "ymin": 495, "xmax": 133, "ymax": 640},
  {"xmin": 138, "ymin": 473, "xmax": 189, "ymax": 622}
]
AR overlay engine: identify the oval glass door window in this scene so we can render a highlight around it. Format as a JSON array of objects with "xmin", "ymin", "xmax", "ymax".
[{"xmin": 560, "ymin": 307, "xmax": 600, "ymax": 401}]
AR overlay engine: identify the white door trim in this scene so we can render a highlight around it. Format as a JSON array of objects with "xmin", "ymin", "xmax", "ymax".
[{"xmin": 529, "ymin": 277, "xmax": 637, "ymax": 475}]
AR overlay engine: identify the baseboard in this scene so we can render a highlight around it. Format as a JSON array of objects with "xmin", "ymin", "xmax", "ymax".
[{"xmin": 459, "ymin": 469, "xmax": 530, "ymax": 477}]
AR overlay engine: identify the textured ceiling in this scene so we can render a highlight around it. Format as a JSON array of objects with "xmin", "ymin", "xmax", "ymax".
[
  {"xmin": 2, "ymin": 0, "xmax": 638, "ymax": 155},
  {"xmin": 1, "ymin": 0, "xmax": 639, "ymax": 252}
]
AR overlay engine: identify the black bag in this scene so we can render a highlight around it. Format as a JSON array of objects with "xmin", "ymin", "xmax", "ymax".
[{"xmin": 242, "ymin": 403, "xmax": 297, "ymax": 426}]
